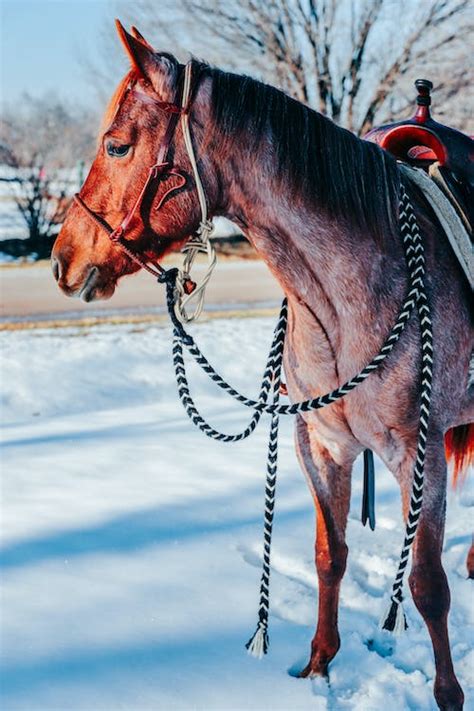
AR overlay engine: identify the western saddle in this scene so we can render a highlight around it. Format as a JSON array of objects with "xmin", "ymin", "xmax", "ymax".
[{"xmin": 365, "ymin": 79, "xmax": 473, "ymax": 234}]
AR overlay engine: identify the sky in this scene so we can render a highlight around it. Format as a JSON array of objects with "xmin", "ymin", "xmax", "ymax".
[{"xmin": 1, "ymin": 0, "xmax": 120, "ymax": 107}]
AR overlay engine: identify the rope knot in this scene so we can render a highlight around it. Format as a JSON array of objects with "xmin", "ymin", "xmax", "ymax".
[
  {"xmin": 181, "ymin": 236, "xmax": 209, "ymax": 254},
  {"xmin": 198, "ymin": 219, "xmax": 214, "ymax": 236},
  {"xmin": 157, "ymin": 267, "xmax": 179, "ymax": 285},
  {"xmin": 246, "ymin": 620, "xmax": 269, "ymax": 659}
]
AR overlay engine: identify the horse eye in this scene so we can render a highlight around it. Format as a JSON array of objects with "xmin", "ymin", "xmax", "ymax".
[{"xmin": 106, "ymin": 142, "xmax": 130, "ymax": 158}]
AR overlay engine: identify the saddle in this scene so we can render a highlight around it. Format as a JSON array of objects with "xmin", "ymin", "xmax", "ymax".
[{"xmin": 365, "ymin": 79, "xmax": 474, "ymax": 234}]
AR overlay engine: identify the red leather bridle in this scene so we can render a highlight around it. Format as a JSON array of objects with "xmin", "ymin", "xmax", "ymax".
[{"xmin": 73, "ymin": 63, "xmax": 196, "ymax": 290}]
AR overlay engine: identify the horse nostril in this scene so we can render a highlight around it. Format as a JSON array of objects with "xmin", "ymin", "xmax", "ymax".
[{"xmin": 51, "ymin": 256, "xmax": 61, "ymax": 283}]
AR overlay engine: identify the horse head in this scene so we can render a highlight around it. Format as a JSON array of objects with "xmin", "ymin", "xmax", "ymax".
[{"xmin": 52, "ymin": 21, "xmax": 215, "ymax": 301}]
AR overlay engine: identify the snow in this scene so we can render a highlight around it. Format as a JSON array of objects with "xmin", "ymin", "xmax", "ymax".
[{"xmin": 1, "ymin": 317, "xmax": 473, "ymax": 710}]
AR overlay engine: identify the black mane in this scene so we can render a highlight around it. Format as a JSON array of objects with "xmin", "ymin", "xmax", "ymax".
[{"xmin": 202, "ymin": 64, "xmax": 400, "ymax": 241}]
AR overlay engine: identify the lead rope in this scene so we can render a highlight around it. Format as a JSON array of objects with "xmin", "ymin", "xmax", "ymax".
[
  {"xmin": 379, "ymin": 182, "xmax": 433, "ymax": 633},
  {"xmin": 245, "ymin": 326, "xmax": 283, "ymax": 657},
  {"xmin": 158, "ymin": 182, "xmax": 432, "ymax": 652}
]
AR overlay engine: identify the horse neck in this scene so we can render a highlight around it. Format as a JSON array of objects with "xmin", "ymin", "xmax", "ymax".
[
  {"xmin": 201, "ymin": 122, "xmax": 410, "ymax": 385},
  {"xmin": 192, "ymin": 73, "xmax": 406, "ymax": 367},
  {"xmin": 211, "ymin": 148, "xmax": 398, "ymax": 321}
]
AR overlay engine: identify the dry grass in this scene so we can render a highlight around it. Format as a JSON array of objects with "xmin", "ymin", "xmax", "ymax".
[{"xmin": 0, "ymin": 307, "xmax": 279, "ymax": 332}]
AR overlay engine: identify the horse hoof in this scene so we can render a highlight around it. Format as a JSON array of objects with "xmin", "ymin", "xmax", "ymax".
[{"xmin": 298, "ymin": 660, "xmax": 330, "ymax": 680}]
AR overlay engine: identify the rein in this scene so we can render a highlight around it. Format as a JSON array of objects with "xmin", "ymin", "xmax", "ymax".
[
  {"xmin": 159, "ymin": 182, "xmax": 433, "ymax": 653},
  {"xmin": 73, "ymin": 65, "xmax": 433, "ymax": 655}
]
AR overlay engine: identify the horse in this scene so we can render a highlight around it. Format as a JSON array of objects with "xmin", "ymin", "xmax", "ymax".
[{"xmin": 51, "ymin": 21, "xmax": 473, "ymax": 710}]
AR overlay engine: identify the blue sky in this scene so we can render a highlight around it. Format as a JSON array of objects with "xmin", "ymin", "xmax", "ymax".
[{"xmin": 1, "ymin": 0, "xmax": 119, "ymax": 106}]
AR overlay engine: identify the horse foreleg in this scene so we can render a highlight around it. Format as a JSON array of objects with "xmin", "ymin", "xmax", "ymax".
[
  {"xmin": 295, "ymin": 415, "xmax": 354, "ymax": 678},
  {"xmin": 399, "ymin": 439, "xmax": 464, "ymax": 710}
]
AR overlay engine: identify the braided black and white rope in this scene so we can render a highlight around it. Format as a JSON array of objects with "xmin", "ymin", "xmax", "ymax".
[
  {"xmin": 171, "ymin": 303, "xmax": 287, "ymax": 442},
  {"xmin": 379, "ymin": 183, "xmax": 433, "ymax": 633},
  {"xmin": 168, "ymin": 286, "xmax": 418, "ymax": 417},
  {"xmin": 158, "ymin": 180, "xmax": 432, "ymax": 651},
  {"xmin": 245, "ymin": 314, "xmax": 284, "ymax": 657}
]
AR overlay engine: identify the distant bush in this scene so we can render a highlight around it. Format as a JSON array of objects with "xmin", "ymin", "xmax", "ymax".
[{"xmin": 0, "ymin": 167, "xmax": 82, "ymax": 260}]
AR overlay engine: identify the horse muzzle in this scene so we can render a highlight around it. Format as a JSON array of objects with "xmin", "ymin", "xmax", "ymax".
[{"xmin": 52, "ymin": 254, "xmax": 114, "ymax": 302}]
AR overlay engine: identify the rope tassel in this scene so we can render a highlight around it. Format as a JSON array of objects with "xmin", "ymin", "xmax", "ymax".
[
  {"xmin": 246, "ymin": 620, "xmax": 269, "ymax": 658},
  {"xmin": 380, "ymin": 596, "xmax": 408, "ymax": 635}
]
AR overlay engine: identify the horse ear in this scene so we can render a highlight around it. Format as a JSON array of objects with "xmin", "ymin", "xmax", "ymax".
[
  {"xmin": 115, "ymin": 19, "xmax": 177, "ymax": 98},
  {"xmin": 115, "ymin": 19, "xmax": 148, "ymax": 79},
  {"xmin": 130, "ymin": 25, "xmax": 154, "ymax": 51}
]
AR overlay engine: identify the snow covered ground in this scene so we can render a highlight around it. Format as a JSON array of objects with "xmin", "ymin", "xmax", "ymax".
[{"xmin": 1, "ymin": 316, "xmax": 473, "ymax": 710}]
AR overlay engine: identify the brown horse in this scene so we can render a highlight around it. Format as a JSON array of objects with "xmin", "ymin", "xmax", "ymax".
[{"xmin": 52, "ymin": 22, "xmax": 473, "ymax": 710}]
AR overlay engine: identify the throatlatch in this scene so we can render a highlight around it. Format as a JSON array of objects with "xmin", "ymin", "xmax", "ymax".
[{"xmin": 158, "ymin": 182, "xmax": 433, "ymax": 653}]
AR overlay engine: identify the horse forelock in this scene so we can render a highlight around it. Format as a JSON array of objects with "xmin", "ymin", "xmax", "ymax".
[{"xmin": 99, "ymin": 69, "xmax": 138, "ymax": 139}]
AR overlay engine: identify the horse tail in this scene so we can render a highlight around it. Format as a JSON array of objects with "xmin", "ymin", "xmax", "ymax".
[{"xmin": 445, "ymin": 424, "xmax": 474, "ymax": 488}]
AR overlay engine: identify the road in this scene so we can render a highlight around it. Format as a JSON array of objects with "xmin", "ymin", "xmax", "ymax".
[{"xmin": 1, "ymin": 259, "xmax": 282, "ymax": 323}]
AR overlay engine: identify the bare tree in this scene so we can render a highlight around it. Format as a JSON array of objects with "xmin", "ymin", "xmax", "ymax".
[
  {"xmin": 0, "ymin": 94, "xmax": 97, "ymax": 258},
  {"xmin": 0, "ymin": 169, "xmax": 71, "ymax": 259},
  {"xmin": 1, "ymin": 93, "xmax": 97, "ymax": 169},
  {"xmin": 112, "ymin": 0, "xmax": 472, "ymax": 134}
]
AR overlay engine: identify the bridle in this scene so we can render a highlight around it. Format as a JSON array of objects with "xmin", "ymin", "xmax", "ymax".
[{"xmin": 73, "ymin": 61, "xmax": 217, "ymax": 321}]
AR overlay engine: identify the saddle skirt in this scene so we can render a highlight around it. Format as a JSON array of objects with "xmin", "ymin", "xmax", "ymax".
[
  {"xmin": 400, "ymin": 163, "xmax": 473, "ymax": 289},
  {"xmin": 365, "ymin": 79, "xmax": 473, "ymax": 287}
]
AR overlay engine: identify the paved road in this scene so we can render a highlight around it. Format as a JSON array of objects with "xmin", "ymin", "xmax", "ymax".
[{"xmin": 1, "ymin": 259, "xmax": 282, "ymax": 322}]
